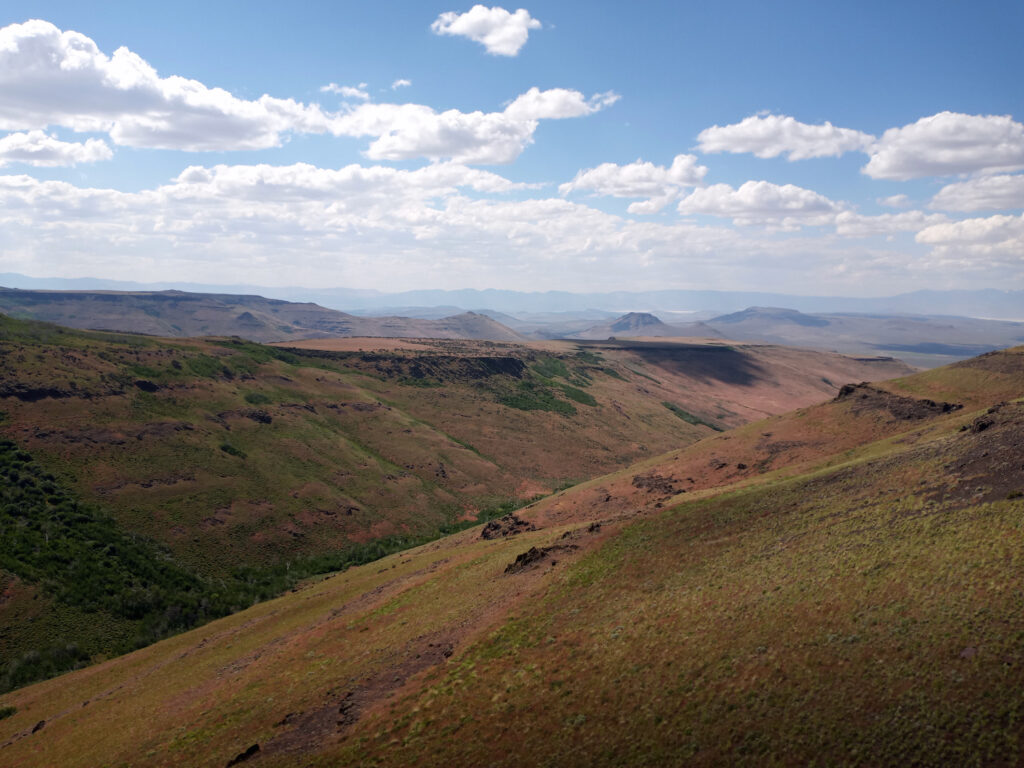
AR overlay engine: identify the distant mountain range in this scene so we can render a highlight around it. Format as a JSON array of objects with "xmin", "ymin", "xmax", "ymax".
[
  {"xmin": 556, "ymin": 307, "xmax": 1024, "ymax": 368},
  {"xmin": 569, "ymin": 311, "xmax": 723, "ymax": 340},
  {"xmin": 0, "ymin": 288, "xmax": 525, "ymax": 343},
  {"xmin": 701, "ymin": 306, "xmax": 1024, "ymax": 366},
  {"xmin": 1, "ymin": 285, "xmax": 1021, "ymax": 369},
  {"xmin": 2, "ymin": 273, "xmax": 1021, "ymax": 320}
]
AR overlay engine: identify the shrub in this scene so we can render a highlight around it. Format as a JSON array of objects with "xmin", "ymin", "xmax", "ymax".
[{"xmin": 219, "ymin": 443, "xmax": 247, "ymax": 459}]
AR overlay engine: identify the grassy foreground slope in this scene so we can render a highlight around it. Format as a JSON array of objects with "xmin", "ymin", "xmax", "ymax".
[{"xmin": 0, "ymin": 348, "xmax": 1019, "ymax": 767}]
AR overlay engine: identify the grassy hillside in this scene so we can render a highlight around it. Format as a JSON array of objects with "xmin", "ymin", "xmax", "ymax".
[
  {"xmin": 0, "ymin": 346, "xmax": 1018, "ymax": 766},
  {"xmin": 0, "ymin": 315, "xmax": 909, "ymax": 691},
  {"xmin": 0, "ymin": 319, "xmax": 909, "ymax": 577}
]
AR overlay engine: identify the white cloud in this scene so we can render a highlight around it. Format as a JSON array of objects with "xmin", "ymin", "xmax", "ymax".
[
  {"xmin": 863, "ymin": 112, "xmax": 1024, "ymax": 180},
  {"xmin": 0, "ymin": 21, "xmax": 614, "ymax": 164},
  {"xmin": 929, "ymin": 174, "xmax": 1024, "ymax": 212},
  {"xmin": 0, "ymin": 165, "xmax": 744, "ymax": 291},
  {"xmin": 877, "ymin": 194, "xmax": 912, "ymax": 208},
  {"xmin": 559, "ymin": 155, "xmax": 707, "ymax": 213},
  {"xmin": 0, "ymin": 19, "xmax": 334, "ymax": 151},
  {"xmin": 320, "ymin": 82, "xmax": 370, "ymax": 100},
  {"xmin": 332, "ymin": 103, "xmax": 535, "ymax": 164},
  {"xmin": 333, "ymin": 87, "xmax": 617, "ymax": 164},
  {"xmin": 696, "ymin": 114, "xmax": 874, "ymax": 160},
  {"xmin": 169, "ymin": 161, "xmax": 537, "ymax": 202},
  {"xmin": 677, "ymin": 180, "xmax": 841, "ymax": 226},
  {"xmin": 430, "ymin": 5, "xmax": 541, "ymax": 56},
  {"xmin": 916, "ymin": 213, "xmax": 1024, "ymax": 253},
  {"xmin": 1, "ymin": 164, "xmax": 1017, "ymax": 293},
  {"xmin": 391, "ymin": 79, "xmax": 412, "ymax": 90},
  {"xmin": 695, "ymin": 111, "xmax": 1024, "ymax": 184},
  {"xmin": 0, "ymin": 130, "xmax": 112, "ymax": 167},
  {"xmin": 912, "ymin": 214, "xmax": 1024, "ymax": 275},
  {"xmin": 834, "ymin": 210, "xmax": 948, "ymax": 238},
  {"xmin": 504, "ymin": 87, "xmax": 619, "ymax": 121}
]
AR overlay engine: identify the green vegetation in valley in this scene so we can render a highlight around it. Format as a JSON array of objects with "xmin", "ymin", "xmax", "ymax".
[
  {"xmin": 531, "ymin": 355, "xmax": 571, "ymax": 380},
  {"xmin": 0, "ymin": 434, "xmax": 546, "ymax": 693},
  {"xmin": 0, "ymin": 438, "xmax": 237, "ymax": 692},
  {"xmin": 498, "ymin": 380, "xmax": 577, "ymax": 414},
  {"xmin": 496, "ymin": 354, "xmax": 604, "ymax": 413},
  {"xmin": 558, "ymin": 382, "xmax": 597, "ymax": 406},
  {"xmin": 662, "ymin": 400, "xmax": 723, "ymax": 430}
]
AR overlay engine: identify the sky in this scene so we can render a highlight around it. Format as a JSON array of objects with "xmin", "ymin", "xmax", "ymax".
[{"xmin": 0, "ymin": 0, "xmax": 1021, "ymax": 296}]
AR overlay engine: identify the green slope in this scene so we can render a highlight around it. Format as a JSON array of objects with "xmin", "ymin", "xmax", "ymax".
[
  {"xmin": 0, "ymin": 348, "xmax": 1019, "ymax": 766},
  {"xmin": 349, "ymin": 403, "xmax": 1024, "ymax": 766},
  {"xmin": 0, "ymin": 315, "xmax": 713, "ymax": 689}
]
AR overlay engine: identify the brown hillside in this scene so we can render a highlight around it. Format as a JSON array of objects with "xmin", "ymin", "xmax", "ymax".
[
  {"xmin": 0, "ymin": 324, "xmax": 910, "ymax": 580},
  {"xmin": 0, "ymin": 347, "xmax": 1019, "ymax": 767}
]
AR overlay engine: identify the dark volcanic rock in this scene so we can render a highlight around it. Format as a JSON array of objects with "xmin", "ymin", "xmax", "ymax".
[
  {"xmin": 481, "ymin": 513, "xmax": 536, "ymax": 540},
  {"xmin": 242, "ymin": 408, "xmax": 273, "ymax": 424},
  {"xmin": 0, "ymin": 384, "xmax": 75, "ymax": 401},
  {"xmin": 226, "ymin": 743, "xmax": 260, "ymax": 766},
  {"xmin": 505, "ymin": 543, "xmax": 579, "ymax": 574},
  {"xmin": 632, "ymin": 472, "xmax": 677, "ymax": 494},
  {"xmin": 835, "ymin": 382, "xmax": 962, "ymax": 420}
]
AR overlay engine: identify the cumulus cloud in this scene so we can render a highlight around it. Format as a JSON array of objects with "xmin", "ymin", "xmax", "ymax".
[
  {"xmin": 863, "ymin": 112, "xmax": 1024, "ymax": 180},
  {"xmin": 559, "ymin": 155, "xmax": 707, "ymax": 213},
  {"xmin": 697, "ymin": 114, "xmax": 874, "ymax": 160},
  {"xmin": 330, "ymin": 103, "xmax": 531, "ymax": 164},
  {"xmin": 677, "ymin": 180, "xmax": 841, "ymax": 226},
  {"xmin": 696, "ymin": 111, "xmax": 1024, "ymax": 183},
  {"xmin": 504, "ymin": 87, "xmax": 619, "ymax": 120},
  {"xmin": 0, "ymin": 130, "xmax": 112, "ymax": 167},
  {"xmin": 320, "ymin": 82, "xmax": 369, "ymax": 100},
  {"xmin": 391, "ymin": 79, "xmax": 412, "ymax": 90},
  {"xmin": 169, "ymin": 161, "xmax": 537, "ymax": 202},
  {"xmin": 333, "ymin": 88, "xmax": 617, "ymax": 164},
  {"xmin": 431, "ymin": 5, "xmax": 541, "ymax": 56},
  {"xmin": 929, "ymin": 174, "xmax": 1024, "ymax": 212},
  {"xmin": 0, "ymin": 164, "xmax": 746, "ymax": 291},
  {"xmin": 834, "ymin": 210, "xmax": 948, "ymax": 238},
  {"xmin": 0, "ymin": 19, "xmax": 334, "ymax": 150},
  {"xmin": 916, "ymin": 213, "xmax": 1024, "ymax": 253},
  {"xmin": 1, "ymin": 163, "xmax": 1016, "ymax": 293},
  {"xmin": 0, "ymin": 21, "xmax": 615, "ymax": 164}
]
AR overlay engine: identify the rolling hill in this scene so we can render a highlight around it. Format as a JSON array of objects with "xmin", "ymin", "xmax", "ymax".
[
  {"xmin": 0, "ymin": 335, "xmax": 1019, "ymax": 765},
  {"xmin": 0, "ymin": 315, "xmax": 911, "ymax": 692},
  {"xmin": 0, "ymin": 289, "xmax": 527, "ymax": 343}
]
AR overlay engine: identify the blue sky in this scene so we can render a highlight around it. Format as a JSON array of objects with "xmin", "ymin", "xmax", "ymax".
[{"xmin": 0, "ymin": 1, "xmax": 1021, "ymax": 295}]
